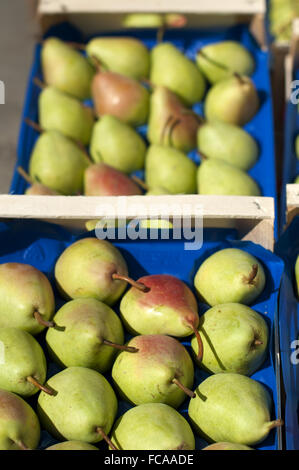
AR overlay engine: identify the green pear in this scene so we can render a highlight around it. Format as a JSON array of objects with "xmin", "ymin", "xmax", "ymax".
[
  {"xmin": 37, "ymin": 367, "xmax": 117, "ymax": 444},
  {"xmin": 197, "ymin": 158, "xmax": 261, "ymax": 196},
  {"xmin": 188, "ymin": 373, "xmax": 282, "ymax": 446},
  {"xmin": 196, "ymin": 41, "xmax": 255, "ymax": 84},
  {"xmin": 122, "ymin": 13, "xmax": 164, "ymax": 28},
  {"xmin": 205, "ymin": 75, "xmax": 259, "ymax": 126},
  {"xmin": 150, "ymin": 43, "xmax": 206, "ymax": 106},
  {"xmin": 295, "ymin": 255, "xmax": 299, "ymax": 297},
  {"xmin": 46, "ymin": 298, "xmax": 137, "ymax": 373},
  {"xmin": 42, "ymin": 37, "xmax": 95, "ymax": 100},
  {"xmin": 46, "ymin": 440, "xmax": 99, "ymax": 450},
  {"xmin": 295, "ymin": 175, "xmax": 299, "ymax": 184},
  {"xmin": 38, "ymin": 86, "xmax": 94, "ymax": 145},
  {"xmin": 197, "ymin": 121, "xmax": 259, "ymax": 171},
  {"xmin": 90, "ymin": 116, "xmax": 146, "ymax": 173},
  {"xmin": 54, "ymin": 238, "xmax": 128, "ymax": 306},
  {"xmin": 0, "ymin": 389, "xmax": 40, "ymax": 450},
  {"xmin": 145, "ymin": 186, "xmax": 171, "ymax": 195},
  {"xmin": 194, "ymin": 248, "xmax": 266, "ymax": 306},
  {"xmin": 86, "ymin": 37, "xmax": 150, "ymax": 80},
  {"xmin": 147, "ymin": 86, "xmax": 199, "ymax": 153},
  {"xmin": 0, "ymin": 263, "xmax": 55, "ymax": 335},
  {"xmin": 110, "ymin": 403, "xmax": 195, "ymax": 450},
  {"xmin": 202, "ymin": 442, "xmax": 253, "ymax": 450},
  {"xmin": 191, "ymin": 303, "xmax": 268, "ymax": 375},
  {"xmin": 112, "ymin": 335, "xmax": 194, "ymax": 408},
  {"xmin": 29, "ymin": 130, "xmax": 90, "ymax": 195},
  {"xmin": 145, "ymin": 145, "xmax": 197, "ymax": 194},
  {"xmin": 0, "ymin": 327, "xmax": 53, "ymax": 396},
  {"xmin": 91, "ymin": 69, "xmax": 149, "ymax": 127},
  {"xmin": 84, "ymin": 163, "xmax": 143, "ymax": 196}
]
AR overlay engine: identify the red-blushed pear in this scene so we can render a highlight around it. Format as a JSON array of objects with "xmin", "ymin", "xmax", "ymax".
[
  {"xmin": 84, "ymin": 163, "xmax": 143, "ymax": 196},
  {"xmin": 46, "ymin": 441, "xmax": 99, "ymax": 450},
  {"xmin": 55, "ymin": 238, "xmax": 148, "ymax": 306},
  {"xmin": 0, "ymin": 389, "xmax": 40, "ymax": 450},
  {"xmin": 0, "ymin": 263, "xmax": 55, "ymax": 335},
  {"xmin": 91, "ymin": 63, "xmax": 150, "ymax": 127},
  {"xmin": 147, "ymin": 86, "xmax": 200, "ymax": 152},
  {"xmin": 110, "ymin": 403, "xmax": 195, "ymax": 450},
  {"xmin": 112, "ymin": 335, "xmax": 195, "ymax": 408},
  {"xmin": 119, "ymin": 274, "xmax": 203, "ymax": 360}
]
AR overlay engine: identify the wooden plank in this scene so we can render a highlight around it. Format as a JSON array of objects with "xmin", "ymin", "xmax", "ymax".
[
  {"xmin": 38, "ymin": 0, "xmax": 266, "ymax": 15},
  {"xmin": 286, "ymin": 184, "xmax": 299, "ymax": 225},
  {"xmin": 0, "ymin": 195, "xmax": 275, "ymax": 251}
]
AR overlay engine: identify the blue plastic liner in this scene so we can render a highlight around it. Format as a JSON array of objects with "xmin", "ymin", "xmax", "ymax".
[
  {"xmin": 0, "ymin": 220, "xmax": 284, "ymax": 450},
  {"xmin": 280, "ymin": 68, "xmax": 299, "ymax": 230},
  {"xmin": 10, "ymin": 22, "xmax": 276, "ymax": 206},
  {"xmin": 275, "ymin": 216, "xmax": 299, "ymax": 450}
]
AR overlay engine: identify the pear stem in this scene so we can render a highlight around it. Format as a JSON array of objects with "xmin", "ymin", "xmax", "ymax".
[
  {"xmin": 111, "ymin": 273, "xmax": 150, "ymax": 293},
  {"xmin": 16, "ymin": 440, "xmax": 30, "ymax": 451},
  {"xmin": 234, "ymin": 73, "xmax": 246, "ymax": 85},
  {"xmin": 197, "ymin": 49, "xmax": 229, "ymax": 72},
  {"xmin": 242, "ymin": 264, "xmax": 258, "ymax": 285},
  {"xmin": 268, "ymin": 419, "xmax": 284, "ymax": 431},
  {"xmin": 17, "ymin": 167, "xmax": 33, "ymax": 185},
  {"xmin": 24, "ymin": 118, "xmax": 43, "ymax": 133},
  {"xmin": 157, "ymin": 24, "xmax": 166, "ymax": 43},
  {"xmin": 172, "ymin": 377, "xmax": 195, "ymax": 399},
  {"xmin": 103, "ymin": 339, "xmax": 138, "ymax": 353},
  {"xmin": 33, "ymin": 77, "xmax": 46, "ymax": 89},
  {"xmin": 160, "ymin": 115, "xmax": 174, "ymax": 145},
  {"xmin": 190, "ymin": 323, "xmax": 204, "ymax": 362},
  {"xmin": 96, "ymin": 427, "xmax": 118, "ymax": 450},
  {"xmin": 131, "ymin": 175, "xmax": 149, "ymax": 191},
  {"xmin": 34, "ymin": 311, "xmax": 55, "ymax": 328},
  {"xmin": 27, "ymin": 376, "xmax": 55, "ymax": 395}
]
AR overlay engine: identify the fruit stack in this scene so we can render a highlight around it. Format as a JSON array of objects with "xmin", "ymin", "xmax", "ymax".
[
  {"xmin": 11, "ymin": 25, "xmax": 276, "ymax": 199},
  {"xmin": 275, "ymin": 216, "xmax": 299, "ymax": 450},
  {"xmin": 0, "ymin": 221, "xmax": 283, "ymax": 450}
]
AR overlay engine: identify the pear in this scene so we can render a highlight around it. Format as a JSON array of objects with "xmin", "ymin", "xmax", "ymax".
[
  {"xmin": 295, "ymin": 175, "xmax": 299, "ymax": 184},
  {"xmin": 46, "ymin": 298, "xmax": 137, "ymax": 373},
  {"xmin": 84, "ymin": 163, "xmax": 142, "ymax": 196},
  {"xmin": 119, "ymin": 274, "xmax": 203, "ymax": 360},
  {"xmin": 202, "ymin": 442, "xmax": 253, "ymax": 450},
  {"xmin": 295, "ymin": 255, "xmax": 299, "ymax": 297},
  {"xmin": 42, "ymin": 37, "xmax": 95, "ymax": 100},
  {"xmin": 145, "ymin": 187, "xmax": 171, "ymax": 195},
  {"xmin": 46, "ymin": 441, "xmax": 99, "ymax": 450},
  {"xmin": 37, "ymin": 367, "xmax": 118, "ymax": 445},
  {"xmin": 0, "ymin": 389, "xmax": 40, "ymax": 450},
  {"xmin": 55, "ymin": 238, "xmax": 130, "ymax": 306},
  {"xmin": 191, "ymin": 303, "xmax": 268, "ymax": 375},
  {"xmin": 25, "ymin": 184, "xmax": 59, "ymax": 195},
  {"xmin": 197, "ymin": 121, "xmax": 259, "ymax": 171},
  {"xmin": 188, "ymin": 373, "xmax": 283, "ymax": 446},
  {"xmin": 0, "ymin": 263, "xmax": 55, "ymax": 335},
  {"xmin": 205, "ymin": 74, "xmax": 259, "ymax": 126},
  {"xmin": 196, "ymin": 41, "xmax": 255, "ymax": 84},
  {"xmin": 0, "ymin": 327, "xmax": 54, "ymax": 397},
  {"xmin": 91, "ymin": 68, "xmax": 149, "ymax": 127},
  {"xmin": 28, "ymin": 130, "xmax": 90, "ymax": 195},
  {"xmin": 197, "ymin": 158, "xmax": 261, "ymax": 196},
  {"xmin": 110, "ymin": 403, "xmax": 195, "ymax": 450},
  {"xmin": 112, "ymin": 335, "xmax": 194, "ymax": 408},
  {"xmin": 145, "ymin": 145, "xmax": 197, "ymax": 194},
  {"xmin": 147, "ymin": 86, "xmax": 200, "ymax": 152},
  {"xmin": 194, "ymin": 248, "xmax": 266, "ymax": 306},
  {"xmin": 90, "ymin": 116, "xmax": 146, "ymax": 173},
  {"xmin": 38, "ymin": 86, "xmax": 94, "ymax": 145},
  {"xmin": 150, "ymin": 43, "xmax": 206, "ymax": 106},
  {"xmin": 122, "ymin": 13, "xmax": 164, "ymax": 28},
  {"xmin": 86, "ymin": 37, "xmax": 150, "ymax": 80}
]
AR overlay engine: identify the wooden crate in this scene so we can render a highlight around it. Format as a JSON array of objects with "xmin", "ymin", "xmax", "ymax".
[
  {"xmin": 286, "ymin": 184, "xmax": 299, "ymax": 225},
  {"xmin": 0, "ymin": 194, "xmax": 275, "ymax": 251}
]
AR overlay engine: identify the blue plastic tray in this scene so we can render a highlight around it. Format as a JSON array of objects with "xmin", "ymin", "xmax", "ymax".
[
  {"xmin": 280, "ymin": 68, "xmax": 299, "ymax": 230},
  {"xmin": 275, "ymin": 216, "xmax": 299, "ymax": 450},
  {"xmin": 10, "ymin": 22, "xmax": 276, "ymax": 205},
  {"xmin": 0, "ymin": 220, "xmax": 284, "ymax": 450}
]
